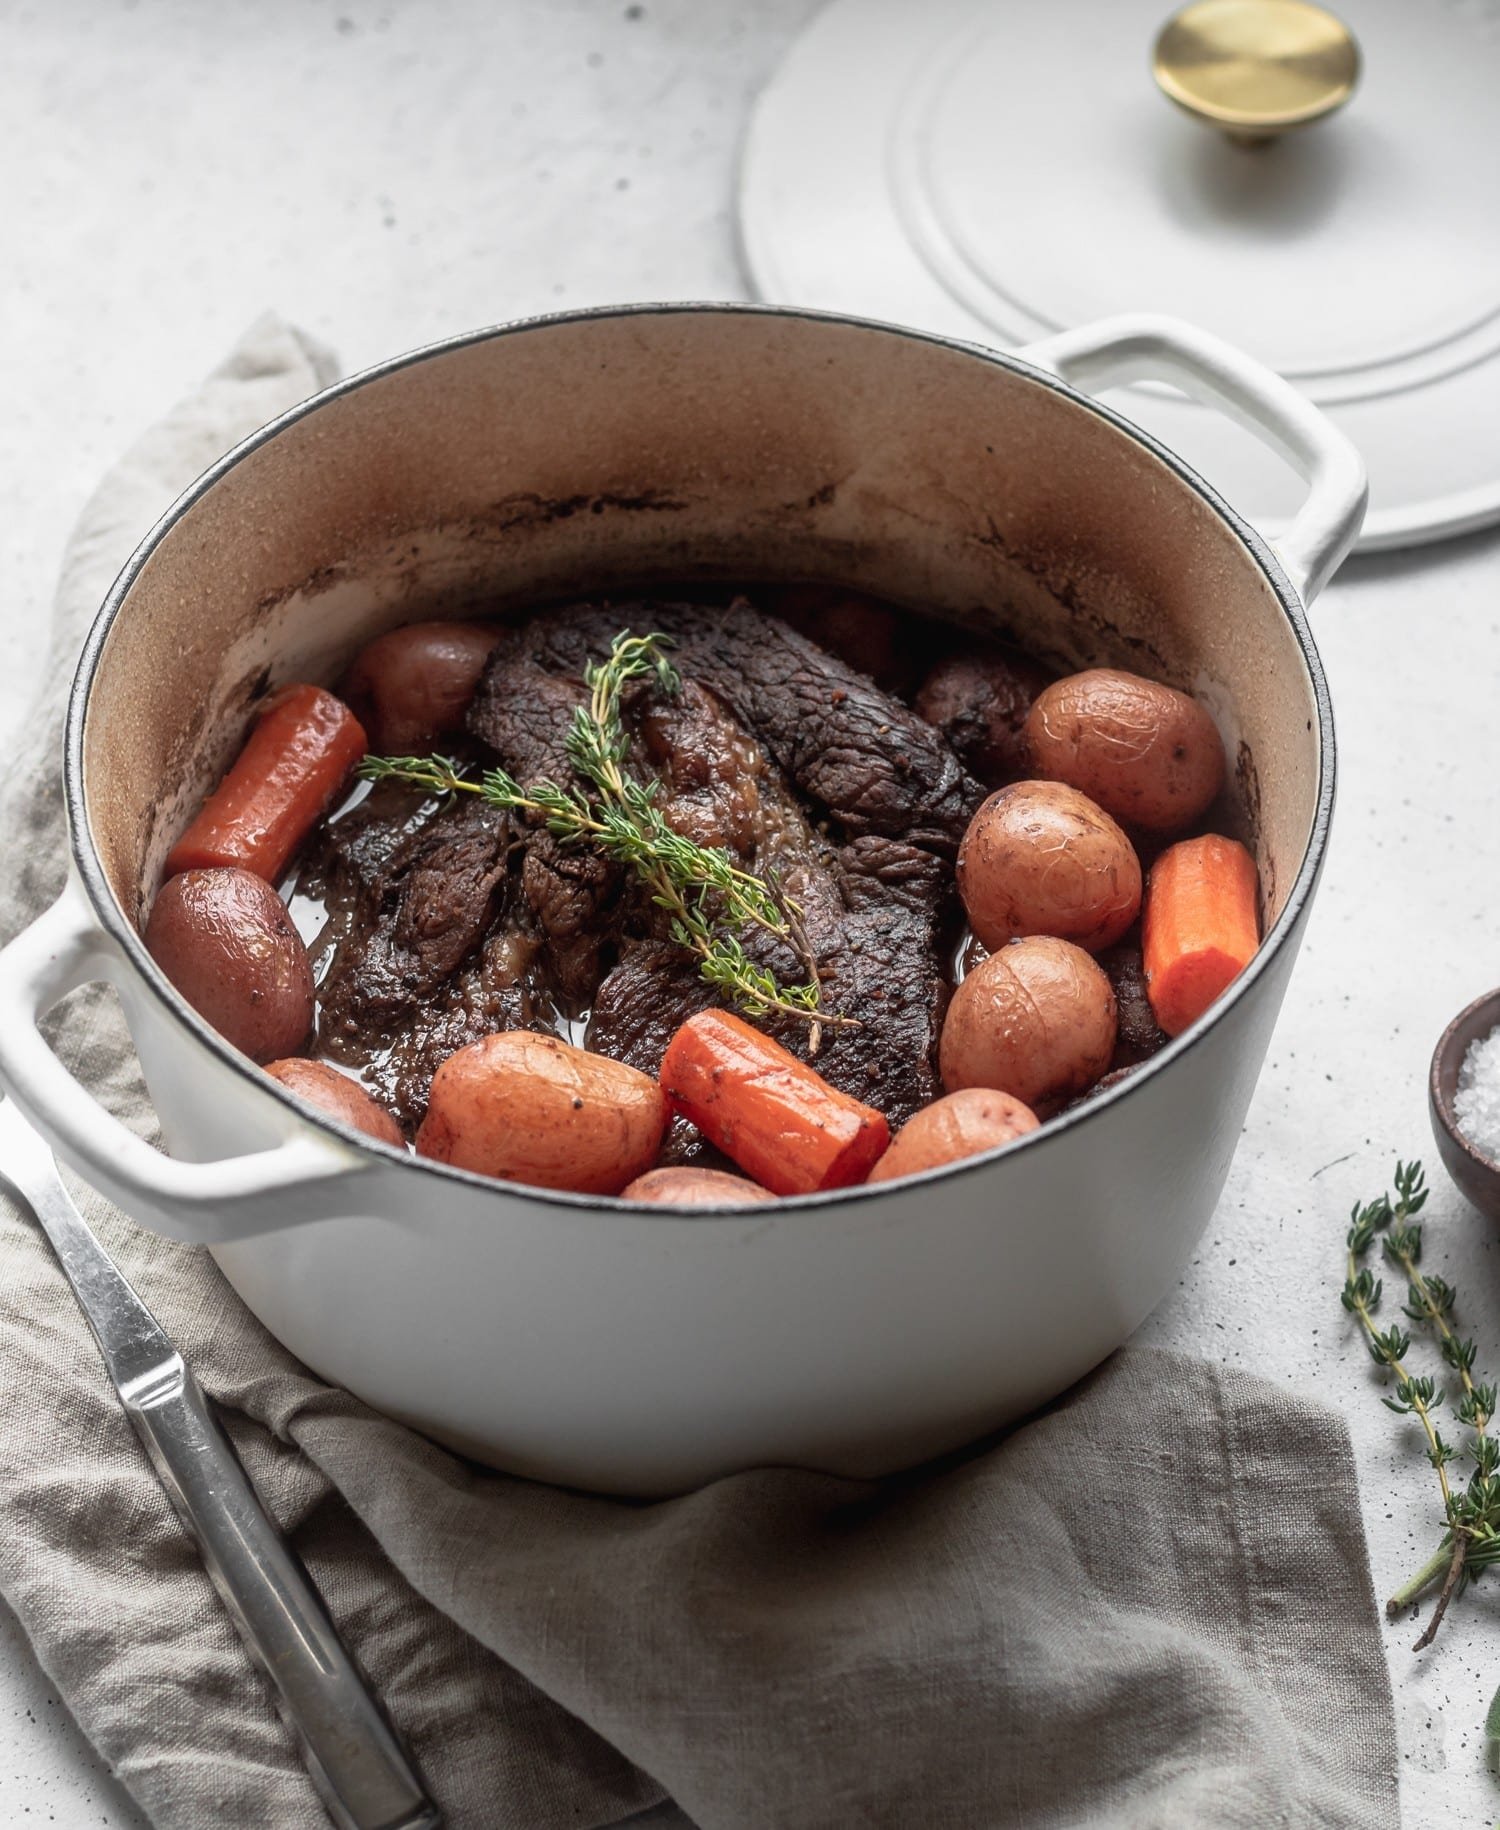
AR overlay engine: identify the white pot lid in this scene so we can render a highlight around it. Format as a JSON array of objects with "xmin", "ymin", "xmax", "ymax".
[{"xmin": 738, "ymin": 0, "xmax": 1500, "ymax": 553}]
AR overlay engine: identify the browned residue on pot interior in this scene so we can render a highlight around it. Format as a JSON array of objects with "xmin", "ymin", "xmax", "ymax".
[{"xmin": 77, "ymin": 311, "xmax": 1320, "ymax": 945}]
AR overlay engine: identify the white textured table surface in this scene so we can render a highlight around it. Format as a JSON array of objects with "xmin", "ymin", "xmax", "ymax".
[{"xmin": 2, "ymin": 3, "xmax": 1497, "ymax": 1827}]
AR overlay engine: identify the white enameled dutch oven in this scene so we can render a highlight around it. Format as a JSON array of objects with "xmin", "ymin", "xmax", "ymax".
[{"xmin": 0, "ymin": 307, "xmax": 1364, "ymax": 1496}]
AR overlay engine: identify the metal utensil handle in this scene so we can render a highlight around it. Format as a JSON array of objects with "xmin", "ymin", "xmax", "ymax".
[
  {"xmin": 130, "ymin": 1365, "xmax": 441, "ymax": 1830},
  {"xmin": 0, "ymin": 1105, "xmax": 440, "ymax": 1830},
  {"xmin": 1017, "ymin": 312, "xmax": 1369, "ymax": 604}
]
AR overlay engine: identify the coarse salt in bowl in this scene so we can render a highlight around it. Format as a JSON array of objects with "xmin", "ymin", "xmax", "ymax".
[{"xmin": 1454, "ymin": 1024, "xmax": 1500, "ymax": 1167}]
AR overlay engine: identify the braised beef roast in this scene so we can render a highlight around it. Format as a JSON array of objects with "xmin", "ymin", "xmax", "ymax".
[{"xmin": 301, "ymin": 599, "xmax": 985, "ymax": 1133}]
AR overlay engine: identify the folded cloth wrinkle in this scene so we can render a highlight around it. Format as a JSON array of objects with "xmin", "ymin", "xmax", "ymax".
[{"xmin": 0, "ymin": 317, "xmax": 1399, "ymax": 1830}]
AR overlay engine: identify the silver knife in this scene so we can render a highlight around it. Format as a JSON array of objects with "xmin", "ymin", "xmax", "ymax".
[{"xmin": 0, "ymin": 1098, "xmax": 441, "ymax": 1830}]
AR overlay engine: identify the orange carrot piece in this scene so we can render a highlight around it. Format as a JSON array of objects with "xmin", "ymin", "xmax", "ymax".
[
  {"xmin": 1142, "ymin": 834, "xmax": 1260, "ymax": 1038},
  {"xmin": 164, "ymin": 685, "xmax": 367, "ymax": 884},
  {"xmin": 659, "ymin": 1010, "xmax": 890, "ymax": 1196}
]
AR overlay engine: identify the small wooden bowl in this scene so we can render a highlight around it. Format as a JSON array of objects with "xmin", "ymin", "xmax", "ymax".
[{"xmin": 1430, "ymin": 988, "xmax": 1500, "ymax": 1220}]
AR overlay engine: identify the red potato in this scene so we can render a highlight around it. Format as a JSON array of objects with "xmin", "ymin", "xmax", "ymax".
[
  {"xmin": 621, "ymin": 1167, "xmax": 776, "ymax": 1207},
  {"xmin": 144, "ymin": 868, "xmax": 313, "ymax": 1063},
  {"xmin": 1024, "ymin": 668, "xmax": 1225, "ymax": 834},
  {"xmin": 866, "ymin": 1088, "xmax": 1039, "ymax": 1184},
  {"xmin": 939, "ymin": 935, "xmax": 1117, "ymax": 1112},
  {"xmin": 767, "ymin": 585, "xmax": 914, "ymax": 692},
  {"xmin": 957, "ymin": 780, "xmax": 1141, "ymax": 954},
  {"xmin": 262, "ymin": 1058, "xmax": 405, "ymax": 1148},
  {"xmin": 343, "ymin": 621, "xmax": 502, "ymax": 753},
  {"xmin": 914, "ymin": 647, "xmax": 1053, "ymax": 786},
  {"xmin": 415, "ymin": 1031, "xmax": 666, "ymax": 1194}
]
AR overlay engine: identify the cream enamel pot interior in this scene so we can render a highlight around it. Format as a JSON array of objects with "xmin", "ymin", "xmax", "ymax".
[{"xmin": 0, "ymin": 307, "xmax": 1365, "ymax": 1496}]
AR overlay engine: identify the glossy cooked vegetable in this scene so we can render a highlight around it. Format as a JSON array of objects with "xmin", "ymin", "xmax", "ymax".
[
  {"xmin": 957, "ymin": 780, "xmax": 1141, "ymax": 953},
  {"xmin": 939, "ymin": 936, "xmax": 1117, "ymax": 1111},
  {"xmin": 144, "ymin": 868, "xmax": 314, "ymax": 1063},
  {"xmin": 415, "ymin": 1031, "xmax": 667, "ymax": 1193},
  {"xmin": 1023, "ymin": 668, "xmax": 1225, "ymax": 834},
  {"xmin": 342, "ymin": 621, "xmax": 501, "ymax": 753},
  {"xmin": 659, "ymin": 1009, "xmax": 890, "ymax": 1196},
  {"xmin": 620, "ymin": 1166, "xmax": 777, "ymax": 1207},
  {"xmin": 262, "ymin": 1057, "xmax": 405, "ymax": 1147},
  {"xmin": 769, "ymin": 585, "xmax": 913, "ymax": 692},
  {"xmin": 1142, "ymin": 833, "xmax": 1260, "ymax": 1037},
  {"xmin": 165, "ymin": 684, "xmax": 368, "ymax": 883},
  {"xmin": 866, "ymin": 1088, "xmax": 1039, "ymax": 1184}
]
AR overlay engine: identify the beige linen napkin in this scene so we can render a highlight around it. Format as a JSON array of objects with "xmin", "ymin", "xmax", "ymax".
[{"xmin": 0, "ymin": 321, "xmax": 1400, "ymax": 1830}]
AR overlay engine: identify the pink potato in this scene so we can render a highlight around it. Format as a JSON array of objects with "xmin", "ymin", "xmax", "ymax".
[
  {"xmin": 767, "ymin": 585, "xmax": 914, "ymax": 693},
  {"xmin": 620, "ymin": 1167, "xmax": 776, "ymax": 1207},
  {"xmin": 939, "ymin": 936, "xmax": 1117, "ymax": 1113},
  {"xmin": 866, "ymin": 1088, "xmax": 1040, "ymax": 1184},
  {"xmin": 1024, "ymin": 668, "xmax": 1225, "ymax": 834},
  {"xmin": 957, "ymin": 780, "xmax": 1141, "ymax": 954},
  {"xmin": 343, "ymin": 621, "xmax": 501, "ymax": 753},
  {"xmin": 415, "ymin": 1031, "xmax": 667, "ymax": 1194},
  {"xmin": 144, "ymin": 867, "xmax": 313, "ymax": 1063},
  {"xmin": 262, "ymin": 1058, "xmax": 405, "ymax": 1148}
]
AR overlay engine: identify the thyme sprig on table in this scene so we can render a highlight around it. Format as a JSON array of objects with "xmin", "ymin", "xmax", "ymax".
[
  {"xmin": 1343, "ymin": 1161, "xmax": 1500, "ymax": 1652},
  {"xmin": 358, "ymin": 631, "xmax": 843, "ymax": 1045}
]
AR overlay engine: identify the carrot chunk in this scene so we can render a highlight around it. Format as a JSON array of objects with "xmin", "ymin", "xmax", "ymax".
[
  {"xmin": 164, "ymin": 685, "xmax": 367, "ymax": 884},
  {"xmin": 1142, "ymin": 834, "xmax": 1260, "ymax": 1038},
  {"xmin": 659, "ymin": 1010, "xmax": 890, "ymax": 1196}
]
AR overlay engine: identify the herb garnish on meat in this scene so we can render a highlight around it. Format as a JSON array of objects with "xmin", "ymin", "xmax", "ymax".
[{"xmin": 360, "ymin": 631, "xmax": 848, "ymax": 1045}]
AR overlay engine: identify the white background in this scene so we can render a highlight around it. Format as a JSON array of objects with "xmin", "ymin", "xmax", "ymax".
[{"xmin": 3, "ymin": 2, "xmax": 1498, "ymax": 1825}]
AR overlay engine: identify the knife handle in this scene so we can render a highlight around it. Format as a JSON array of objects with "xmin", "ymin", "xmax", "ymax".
[{"xmin": 126, "ymin": 1360, "xmax": 440, "ymax": 1830}]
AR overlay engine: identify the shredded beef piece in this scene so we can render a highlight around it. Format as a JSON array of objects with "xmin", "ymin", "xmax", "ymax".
[
  {"xmin": 914, "ymin": 644, "xmax": 1053, "ymax": 788},
  {"xmin": 477, "ymin": 599, "xmax": 978, "ymax": 1122},
  {"xmin": 478, "ymin": 597, "xmax": 983, "ymax": 853},
  {"xmin": 466, "ymin": 638, "xmax": 623, "ymax": 1002},
  {"xmin": 308, "ymin": 794, "xmax": 524, "ymax": 1126},
  {"xmin": 1100, "ymin": 944, "xmax": 1168, "ymax": 1068},
  {"xmin": 315, "ymin": 796, "xmax": 511, "ymax": 1026},
  {"xmin": 306, "ymin": 594, "xmax": 982, "ymax": 1136}
]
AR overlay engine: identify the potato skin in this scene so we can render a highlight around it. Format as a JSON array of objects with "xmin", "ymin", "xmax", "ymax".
[
  {"xmin": 914, "ymin": 647, "xmax": 1052, "ymax": 786},
  {"xmin": 767, "ymin": 586, "xmax": 915, "ymax": 693},
  {"xmin": 866, "ymin": 1088, "xmax": 1039, "ymax": 1184},
  {"xmin": 343, "ymin": 621, "xmax": 501, "ymax": 753},
  {"xmin": 262, "ymin": 1058, "xmax": 405, "ymax": 1148},
  {"xmin": 939, "ymin": 936, "xmax": 1117, "ymax": 1112},
  {"xmin": 144, "ymin": 868, "xmax": 313, "ymax": 1063},
  {"xmin": 1024, "ymin": 668, "xmax": 1225, "ymax": 834},
  {"xmin": 957, "ymin": 780, "xmax": 1141, "ymax": 953},
  {"xmin": 415, "ymin": 1031, "xmax": 667, "ymax": 1194},
  {"xmin": 620, "ymin": 1167, "xmax": 776, "ymax": 1207}
]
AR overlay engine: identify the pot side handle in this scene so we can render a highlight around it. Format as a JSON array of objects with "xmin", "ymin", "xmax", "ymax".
[
  {"xmin": 1017, "ymin": 314, "xmax": 1368, "ymax": 604},
  {"xmin": 0, "ymin": 883, "xmax": 367, "ymax": 1245}
]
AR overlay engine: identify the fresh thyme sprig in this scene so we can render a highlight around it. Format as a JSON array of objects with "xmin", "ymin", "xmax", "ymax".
[
  {"xmin": 358, "ymin": 631, "xmax": 844, "ymax": 1043},
  {"xmin": 1344, "ymin": 1161, "xmax": 1500, "ymax": 1653}
]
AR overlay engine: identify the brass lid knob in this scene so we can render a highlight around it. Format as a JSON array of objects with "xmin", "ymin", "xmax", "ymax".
[{"xmin": 1153, "ymin": 0, "xmax": 1361, "ymax": 141}]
